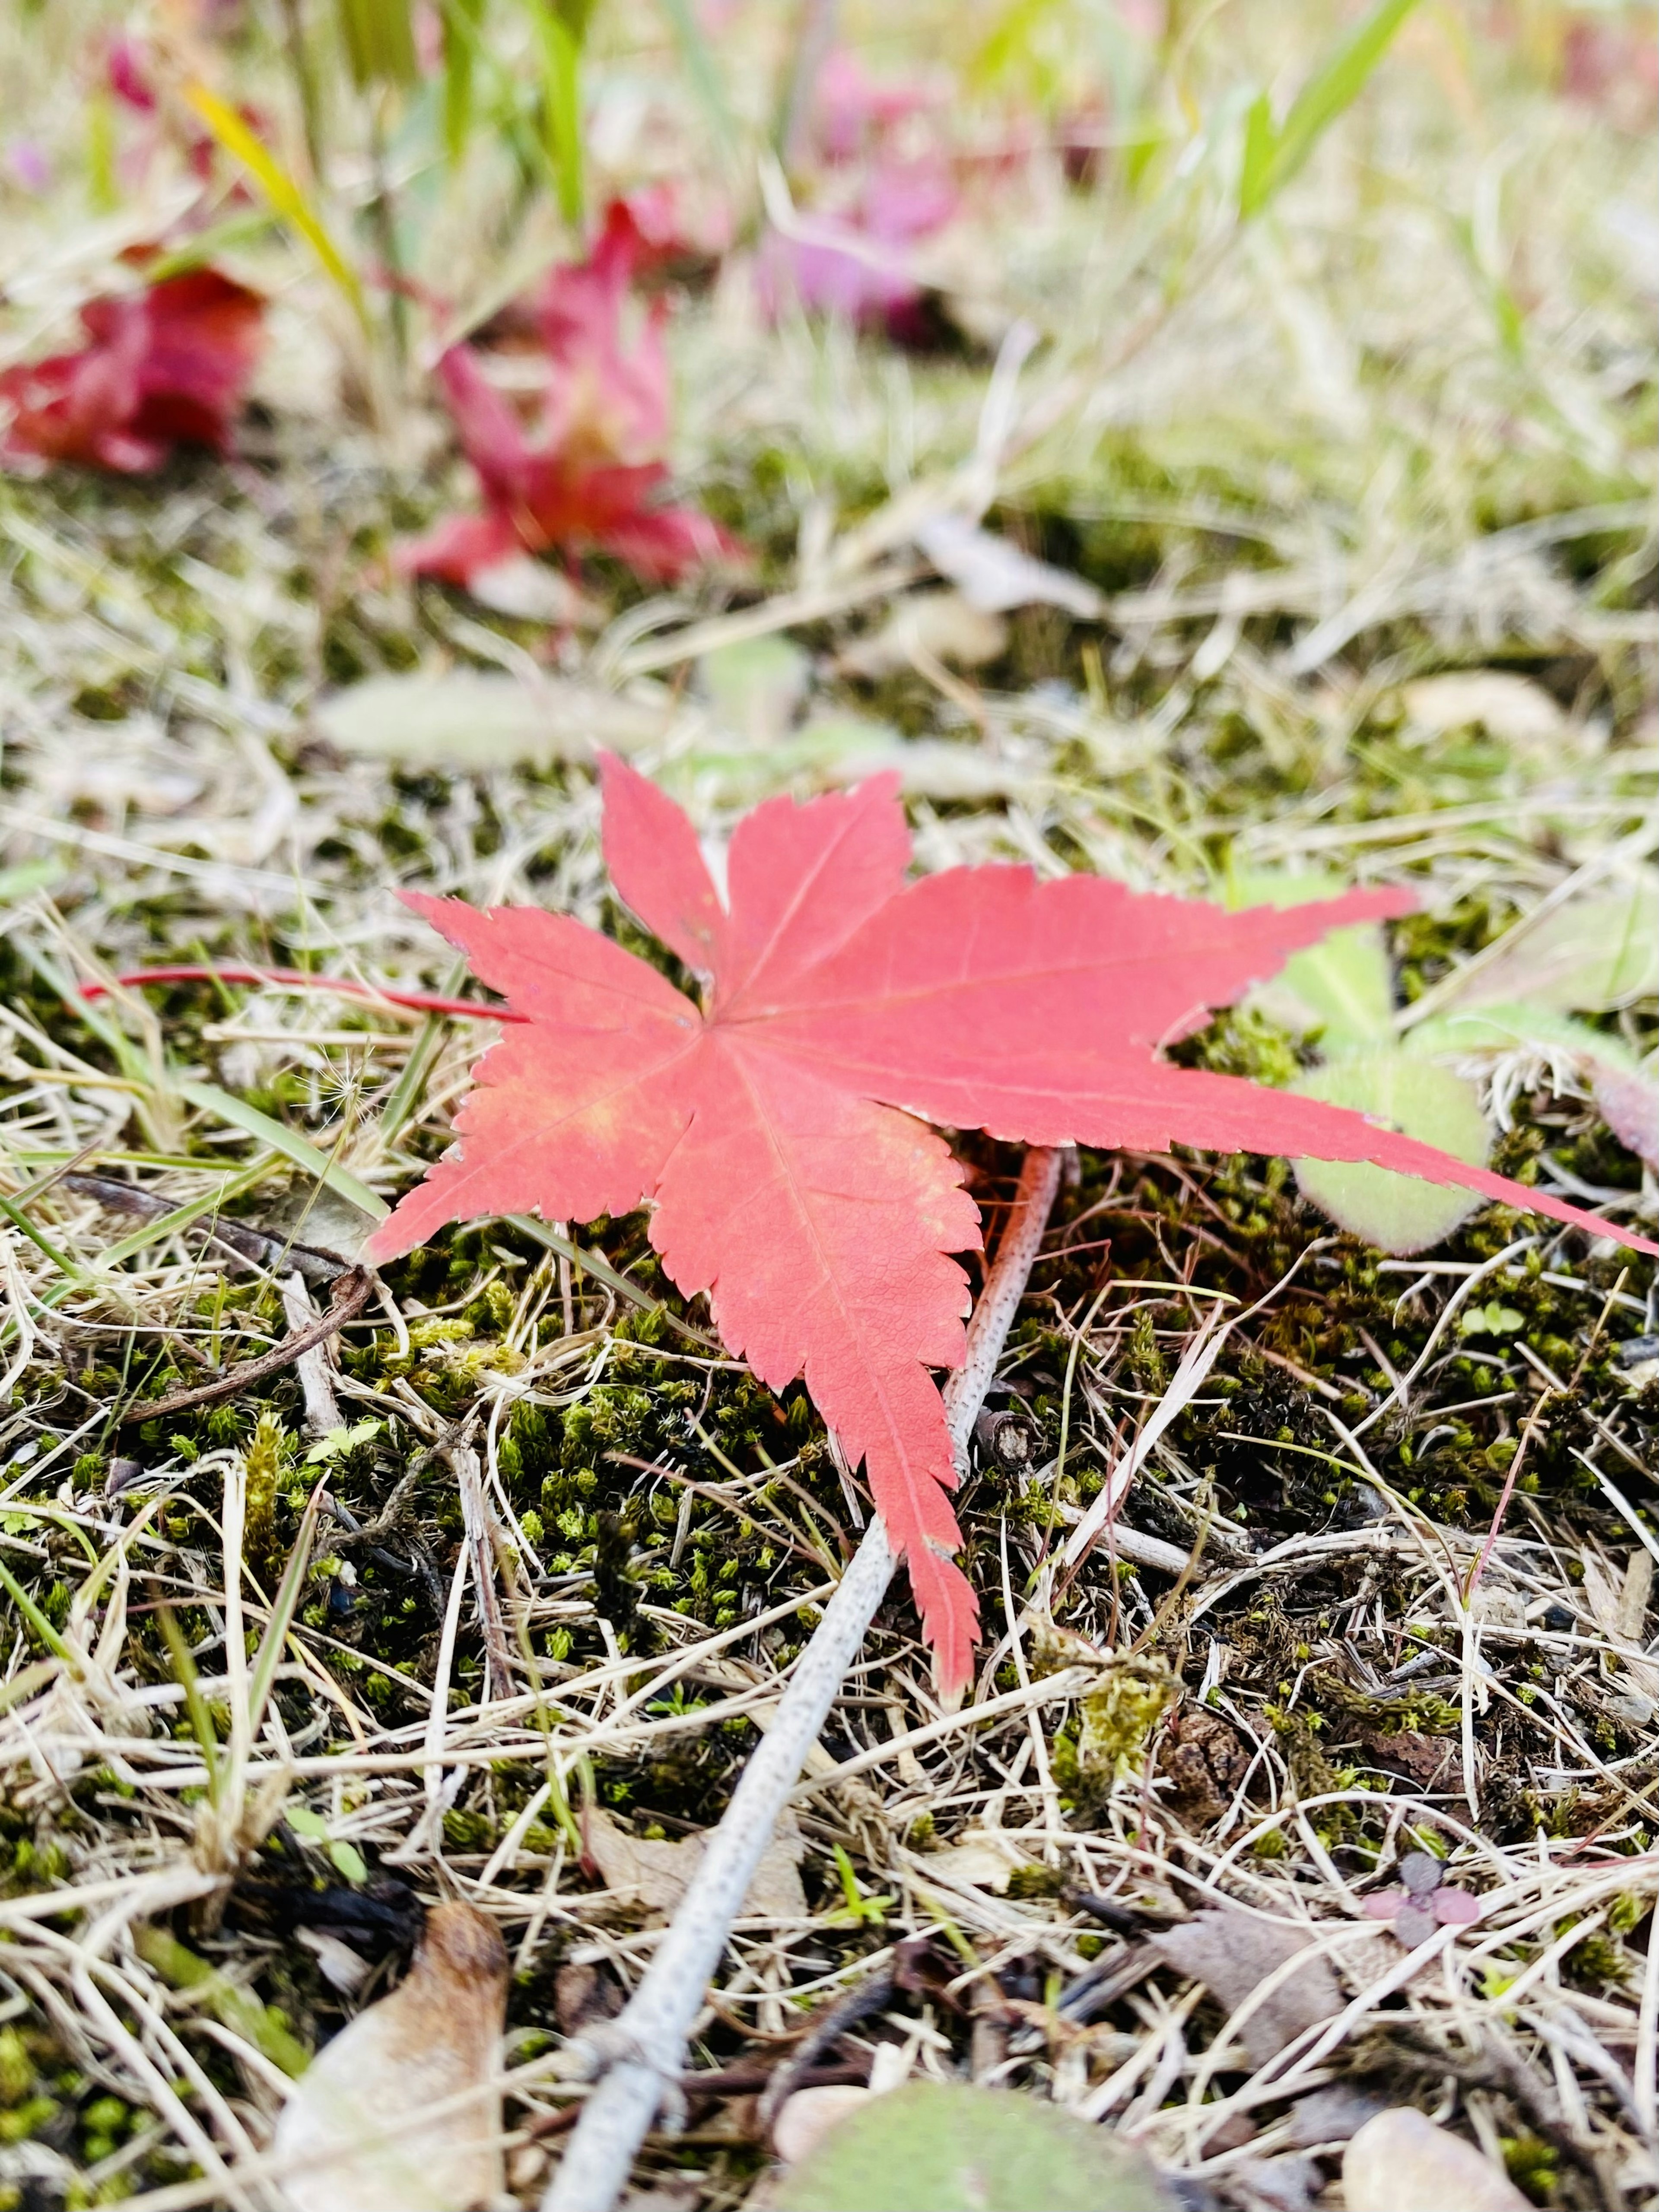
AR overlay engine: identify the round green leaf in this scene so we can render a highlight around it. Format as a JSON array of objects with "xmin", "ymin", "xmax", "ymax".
[
  {"xmin": 772, "ymin": 2081, "xmax": 1174, "ymax": 2212},
  {"xmin": 1293, "ymin": 1052, "xmax": 1490, "ymax": 1256},
  {"xmin": 1228, "ymin": 867, "xmax": 1396, "ymax": 1052}
]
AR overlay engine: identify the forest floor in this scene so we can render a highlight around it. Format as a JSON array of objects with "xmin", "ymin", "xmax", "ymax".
[{"xmin": 0, "ymin": 6, "xmax": 1656, "ymax": 2209}]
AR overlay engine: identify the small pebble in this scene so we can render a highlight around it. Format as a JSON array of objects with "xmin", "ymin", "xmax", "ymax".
[
  {"xmin": 1344, "ymin": 2107, "xmax": 1530, "ymax": 2211},
  {"xmin": 772, "ymin": 2086, "xmax": 871, "ymax": 2166},
  {"xmin": 1398, "ymin": 1850, "xmax": 1443, "ymax": 1897}
]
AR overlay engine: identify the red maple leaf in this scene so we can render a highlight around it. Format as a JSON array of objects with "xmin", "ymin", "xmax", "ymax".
[
  {"xmin": 0, "ymin": 267, "xmax": 263, "ymax": 476},
  {"xmin": 366, "ymin": 760, "xmax": 1656, "ymax": 1686},
  {"xmin": 401, "ymin": 200, "xmax": 740, "ymax": 589}
]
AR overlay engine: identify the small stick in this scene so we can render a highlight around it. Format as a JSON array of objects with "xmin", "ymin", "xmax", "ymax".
[
  {"xmin": 450, "ymin": 1442, "xmax": 515, "ymax": 1705},
  {"xmin": 754, "ymin": 1962, "xmax": 897, "ymax": 2137},
  {"xmin": 117, "ymin": 1268, "xmax": 372, "ymax": 1426},
  {"xmin": 542, "ymin": 1146, "xmax": 1064, "ymax": 2212},
  {"xmin": 282, "ymin": 1270, "xmax": 343, "ymax": 1434}
]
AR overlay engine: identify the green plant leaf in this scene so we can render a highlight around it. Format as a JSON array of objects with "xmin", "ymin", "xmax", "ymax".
[
  {"xmin": 1427, "ymin": 879, "xmax": 1659, "ymax": 1016},
  {"xmin": 1293, "ymin": 1052, "xmax": 1490, "ymax": 1255},
  {"xmin": 1459, "ymin": 1300, "xmax": 1525, "ymax": 1338},
  {"xmin": 699, "ymin": 635, "xmax": 811, "ymax": 745},
  {"xmin": 774, "ymin": 2080, "xmax": 1174, "ymax": 2212},
  {"xmin": 328, "ymin": 1839, "xmax": 370, "ymax": 1883},
  {"xmin": 0, "ymin": 859, "xmax": 64, "ymax": 904},
  {"xmin": 1238, "ymin": 0, "xmax": 1420, "ymax": 218},
  {"xmin": 1230, "ymin": 867, "xmax": 1396, "ymax": 1052},
  {"xmin": 1407, "ymin": 1003, "xmax": 1659, "ymax": 1174},
  {"xmin": 337, "ymin": 0, "xmax": 420, "ymax": 89},
  {"xmin": 306, "ymin": 1419, "xmax": 386, "ymax": 1464},
  {"xmin": 530, "ymin": 2, "xmax": 586, "ymax": 223},
  {"xmin": 1407, "ymin": 1003, "xmax": 1643, "ymax": 1069},
  {"xmin": 176, "ymin": 1081, "xmax": 388, "ymax": 1222}
]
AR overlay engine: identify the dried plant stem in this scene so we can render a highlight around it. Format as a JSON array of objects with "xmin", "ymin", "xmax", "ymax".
[
  {"xmin": 283, "ymin": 1269, "xmax": 343, "ymax": 1434},
  {"xmin": 542, "ymin": 1146, "xmax": 1065, "ymax": 2212},
  {"xmin": 450, "ymin": 1442, "xmax": 514, "ymax": 1706},
  {"xmin": 117, "ymin": 1267, "xmax": 372, "ymax": 1426}
]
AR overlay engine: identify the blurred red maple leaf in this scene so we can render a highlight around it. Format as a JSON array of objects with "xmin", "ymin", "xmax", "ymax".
[
  {"xmin": 0, "ymin": 266, "xmax": 263, "ymax": 476},
  {"xmin": 366, "ymin": 761, "xmax": 1656, "ymax": 1686},
  {"xmin": 402, "ymin": 200, "xmax": 740, "ymax": 589}
]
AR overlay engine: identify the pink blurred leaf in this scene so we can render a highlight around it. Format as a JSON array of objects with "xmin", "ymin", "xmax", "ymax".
[
  {"xmin": 402, "ymin": 200, "xmax": 741, "ymax": 589},
  {"xmin": 1430, "ymin": 1887, "xmax": 1481, "ymax": 1926},
  {"xmin": 0, "ymin": 267, "xmax": 264, "ymax": 476}
]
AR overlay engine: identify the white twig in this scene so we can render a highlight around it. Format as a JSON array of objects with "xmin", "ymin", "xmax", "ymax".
[
  {"xmin": 283, "ymin": 1270, "xmax": 342, "ymax": 1435},
  {"xmin": 1055, "ymin": 1304, "xmax": 1233, "ymax": 1577},
  {"xmin": 541, "ymin": 1146, "xmax": 1064, "ymax": 2212},
  {"xmin": 450, "ymin": 1442, "xmax": 513, "ymax": 1706}
]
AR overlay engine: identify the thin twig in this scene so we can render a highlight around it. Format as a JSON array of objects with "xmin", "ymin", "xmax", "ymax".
[
  {"xmin": 117, "ymin": 1268, "xmax": 373, "ymax": 1426},
  {"xmin": 282, "ymin": 1270, "xmax": 343, "ymax": 1434},
  {"xmin": 541, "ymin": 1146, "xmax": 1065, "ymax": 2212},
  {"xmin": 450, "ymin": 1442, "xmax": 515, "ymax": 1706}
]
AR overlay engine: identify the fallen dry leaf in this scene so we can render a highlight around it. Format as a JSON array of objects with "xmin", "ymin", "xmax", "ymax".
[
  {"xmin": 584, "ymin": 1806, "xmax": 807, "ymax": 1920},
  {"xmin": 273, "ymin": 1901, "xmax": 508, "ymax": 2212},
  {"xmin": 915, "ymin": 514, "xmax": 1104, "ymax": 618},
  {"xmin": 402, "ymin": 199, "xmax": 740, "ymax": 589},
  {"xmin": 0, "ymin": 266, "xmax": 263, "ymax": 475},
  {"xmin": 1343, "ymin": 2107, "xmax": 1530, "ymax": 2212},
  {"xmin": 1156, "ymin": 1704, "xmax": 1251, "ymax": 1826},
  {"xmin": 1150, "ymin": 1909, "xmax": 1342, "ymax": 2066},
  {"xmin": 313, "ymin": 671, "xmax": 669, "ymax": 772},
  {"xmin": 910, "ymin": 1829, "xmax": 1034, "ymax": 1894}
]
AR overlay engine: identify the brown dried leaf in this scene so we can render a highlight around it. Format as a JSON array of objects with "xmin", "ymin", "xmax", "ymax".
[
  {"xmin": 584, "ymin": 1807, "xmax": 807, "ymax": 1920},
  {"xmin": 1149, "ymin": 1908, "xmax": 1341, "ymax": 2066},
  {"xmin": 273, "ymin": 1901, "xmax": 508, "ymax": 2212},
  {"xmin": 1156, "ymin": 1704, "xmax": 1251, "ymax": 1826}
]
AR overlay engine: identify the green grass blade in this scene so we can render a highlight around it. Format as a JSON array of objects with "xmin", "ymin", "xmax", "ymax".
[
  {"xmin": 529, "ymin": 4, "xmax": 585, "ymax": 224},
  {"xmin": 439, "ymin": 0, "xmax": 487, "ymax": 162},
  {"xmin": 176, "ymin": 1082, "xmax": 388, "ymax": 1222},
  {"xmin": 507, "ymin": 1215, "xmax": 721, "ymax": 1348},
  {"xmin": 183, "ymin": 86, "xmax": 371, "ymax": 330},
  {"xmin": 656, "ymin": 0, "xmax": 740, "ymax": 165},
  {"xmin": 0, "ymin": 1192, "xmax": 89, "ymax": 1285},
  {"xmin": 246, "ymin": 1481, "xmax": 328, "ymax": 1740},
  {"xmin": 337, "ymin": 0, "xmax": 420, "ymax": 88},
  {"xmin": 1247, "ymin": 0, "xmax": 1421, "ymax": 216},
  {"xmin": 158, "ymin": 1606, "xmax": 224, "ymax": 1806},
  {"xmin": 0, "ymin": 1557, "xmax": 74, "ymax": 1665},
  {"xmin": 97, "ymin": 1164, "xmax": 270, "ymax": 1269},
  {"xmin": 1236, "ymin": 89, "xmax": 1277, "ymax": 219}
]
